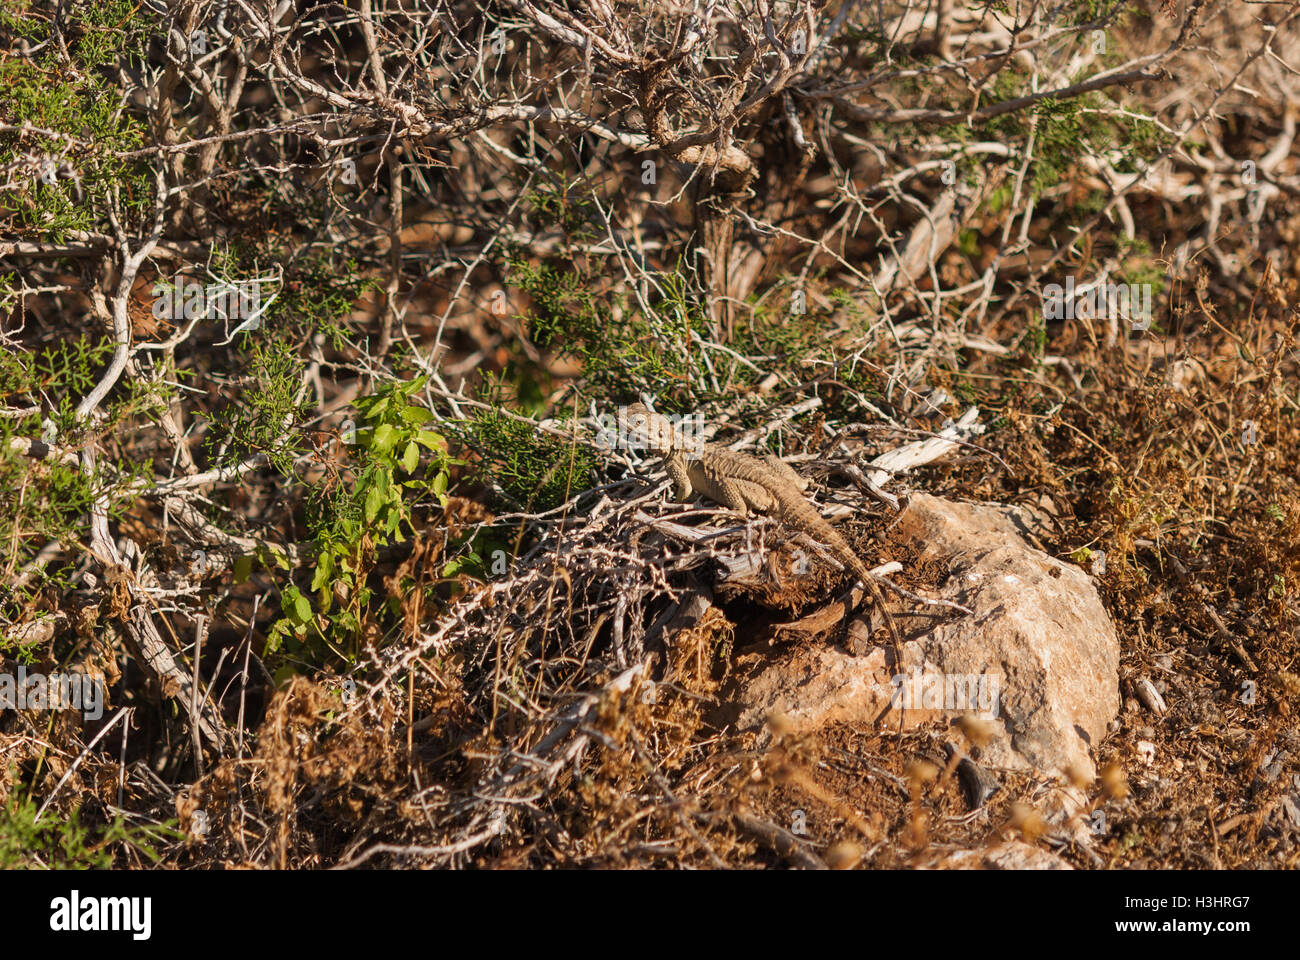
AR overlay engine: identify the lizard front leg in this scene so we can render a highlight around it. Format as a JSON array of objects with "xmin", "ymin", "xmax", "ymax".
[{"xmin": 663, "ymin": 452, "xmax": 695, "ymax": 502}]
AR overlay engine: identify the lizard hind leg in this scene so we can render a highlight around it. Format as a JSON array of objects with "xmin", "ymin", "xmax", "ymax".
[
  {"xmin": 764, "ymin": 454, "xmax": 809, "ymax": 493},
  {"xmin": 711, "ymin": 479, "xmax": 753, "ymax": 518}
]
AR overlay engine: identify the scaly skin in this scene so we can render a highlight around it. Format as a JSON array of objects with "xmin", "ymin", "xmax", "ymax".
[{"xmin": 625, "ymin": 404, "xmax": 904, "ymax": 655}]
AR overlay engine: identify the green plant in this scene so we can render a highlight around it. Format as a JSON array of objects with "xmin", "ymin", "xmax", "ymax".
[
  {"xmin": 263, "ymin": 377, "xmax": 456, "ymax": 661},
  {"xmin": 523, "ymin": 178, "xmax": 601, "ymax": 244},
  {"xmin": 0, "ymin": 0, "xmax": 153, "ymax": 240},
  {"xmin": 206, "ymin": 335, "xmax": 309, "ymax": 475},
  {"xmin": 511, "ymin": 259, "xmax": 697, "ymax": 400},
  {"xmin": 0, "ymin": 335, "xmax": 155, "ymax": 629},
  {"xmin": 453, "ymin": 377, "xmax": 595, "ymax": 515},
  {"xmin": 0, "ymin": 792, "xmax": 176, "ymax": 869},
  {"xmin": 976, "ymin": 75, "xmax": 1172, "ymax": 213},
  {"xmin": 1116, "ymin": 236, "xmax": 1168, "ymax": 296},
  {"xmin": 265, "ymin": 252, "xmax": 379, "ymax": 350}
]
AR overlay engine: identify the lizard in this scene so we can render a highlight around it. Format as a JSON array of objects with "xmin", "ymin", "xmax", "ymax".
[{"xmin": 621, "ymin": 403, "xmax": 904, "ymax": 659}]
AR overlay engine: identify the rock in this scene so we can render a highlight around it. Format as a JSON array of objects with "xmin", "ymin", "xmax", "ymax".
[
  {"xmin": 1132, "ymin": 676, "xmax": 1168, "ymax": 714},
  {"xmin": 895, "ymin": 494, "xmax": 1119, "ymax": 778},
  {"xmin": 731, "ymin": 494, "xmax": 1120, "ymax": 779},
  {"xmin": 919, "ymin": 840, "xmax": 1073, "ymax": 870},
  {"xmin": 733, "ymin": 643, "xmax": 919, "ymax": 733},
  {"xmin": 1039, "ymin": 784, "xmax": 1097, "ymax": 848},
  {"xmin": 944, "ymin": 742, "xmax": 1000, "ymax": 809}
]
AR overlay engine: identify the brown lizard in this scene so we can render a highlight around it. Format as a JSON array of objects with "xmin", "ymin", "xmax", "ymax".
[{"xmin": 622, "ymin": 404, "xmax": 904, "ymax": 658}]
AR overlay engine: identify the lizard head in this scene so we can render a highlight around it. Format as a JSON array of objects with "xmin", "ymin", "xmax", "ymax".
[{"xmin": 620, "ymin": 403, "xmax": 676, "ymax": 456}]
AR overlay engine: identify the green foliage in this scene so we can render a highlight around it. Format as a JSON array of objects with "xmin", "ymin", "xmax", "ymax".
[
  {"xmin": 979, "ymin": 85, "xmax": 1086, "ymax": 203},
  {"xmin": 0, "ymin": 335, "xmax": 153, "ymax": 629},
  {"xmin": 523, "ymin": 179, "xmax": 600, "ymax": 244},
  {"xmin": 1066, "ymin": 0, "xmax": 1140, "ymax": 26},
  {"xmin": 206, "ymin": 336, "xmax": 309, "ymax": 476},
  {"xmin": 1012, "ymin": 314, "xmax": 1049, "ymax": 368},
  {"xmin": 270, "ymin": 254, "xmax": 380, "ymax": 350},
  {"xmin": 264, "ymin": 377, "xmax": 456, "ymax": 662},
  {"xmin": 1116, "ymin": 235, "xmax": 1168, "ymax": 297},
  {"xmin": 0, "ymin": 791, "xmax": 176, "ymax": 869},
  {"xmin": 453, "ymin": 379, "xmax": 596, "ymax": 513},
  {"xmin": 197, "ymin": 243, "xmax": 379, "ymax": 350},
  {"xmin": 1108, "ymin": 112, "xmax": 1171, "ymax": 174},
  {"xmin": 510, "ymin": 171, "xmax": 715, "ymax": 403},
  {"xmin": 190, "ymin": 246, "xmax": 375, "ymax": 472},
  {"xmin": 511, "ymin": 259, "xmax": 698, "ymax": 400},
  {"xmin": 734, "ymin": 279, "xmax": 862, "ymax": 366},
  {"xmin": 978, "ymin": 76, "xmax": 1171, "ymax": 210},
  {"xmin": 0, "ymin": 0, "xmax": 153, "ymax": 239},
  {"xmin": 439, "ymin": 530, "xmax": 512, "ymax": 581}
]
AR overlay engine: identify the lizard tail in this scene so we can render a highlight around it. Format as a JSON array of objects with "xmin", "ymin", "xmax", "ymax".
[
  {"xmin": 772, "ymin": 489, "xmax": 870, "ymax": 582},
  {"xmin": 773, "ymin": 486, "xmax": 905, "ymax": 655}
]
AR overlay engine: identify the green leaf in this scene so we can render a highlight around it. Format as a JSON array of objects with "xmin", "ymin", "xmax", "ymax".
[
  {"xmin": 372, "ymin": 423, "xmax": 397, "ymax": 455},
  {"xmin": 262, "ymin": 543, "xmax": 291, "ymax": 570},
  {"xmin": 310, "ymin": 552, "xmax": 334, "ymax": 593},
  {"xmin": 400, "ymin": 405, "xmax": 432, "ymax": 425},
  {"xmin": 415, "ymin": 429, "xmax": 446, "ymax": 451},
  {"xmin": 282, "ymin": 586, "xmax": 312, "ymax": 624},
  {"xmin": 233, "ymin": 554, "xmax": 254, "ymax": 583},
  {"xmin": 402, "ymin": 440, "xmax": 419, "ymax": 472},
  {"xmin": 395, "ymin": 377, "xmax": 425, "ymax": 397},
  {"xmin": 442, "ymin": 557, "xmax": 475, "ymax": 578},
  {"xmin": 365, "ymin": 484, "xmax": 383, "ymax": 522}
]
